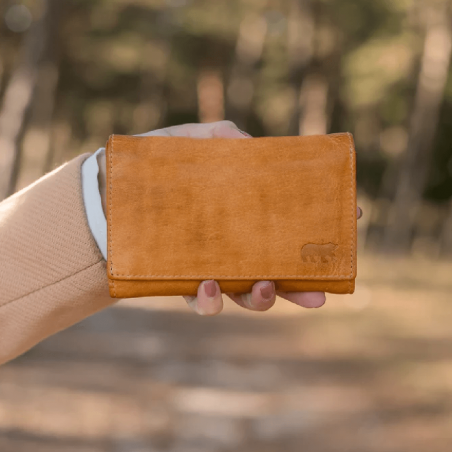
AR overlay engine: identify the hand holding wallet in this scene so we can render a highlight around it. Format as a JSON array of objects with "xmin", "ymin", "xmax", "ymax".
[{"xmin": 105, "ymin": 132, "xmax": 357, "ymax": 298}]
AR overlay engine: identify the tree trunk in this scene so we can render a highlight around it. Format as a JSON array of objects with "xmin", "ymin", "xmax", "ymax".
[
  {"xmin": 132, "ymin": 37, "xmax": 172, "ymax": 134},
  {"xmin": 224, "ymin": 12, "xmax": 268, "ymax": 130},
  {"xmin": 286, "ymin": 0, "xmax": 315, "ymax": 136},
  {"xmin": 0, "ymin": 0, "xmax": 57, "ymax": 200},
  {"xmin": 197, "ymin": 64, "xmax": 225, "ymax": 123},
  {"xmin": 15, "ymin": 1, "xmax": 62, "ymax": 190},
  {"xmin": 383, "ymin": 4, "xmax": 452, "ymax": 253},
  {"xmin": 298, "ymin": 72, "xmax": 329, "ymax": 135}
]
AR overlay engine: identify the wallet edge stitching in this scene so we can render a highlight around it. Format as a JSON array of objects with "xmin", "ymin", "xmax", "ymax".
[
  {"xmin": 347, "ymin": 132, "xmax": 355, "ymax": 292},
  {"xmin": 109, "ymin": 135, "xmax": 117, "ymax": 297}
]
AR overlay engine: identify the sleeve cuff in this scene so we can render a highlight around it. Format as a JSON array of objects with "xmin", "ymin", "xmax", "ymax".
[{"xmin": 81, "ymin": 147, "xmax": 107, "ymax": 260}]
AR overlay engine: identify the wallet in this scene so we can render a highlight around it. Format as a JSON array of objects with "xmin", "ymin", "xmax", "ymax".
[{"xmin": 105, "ymin": 132, "xmax": 357, "ymax": 298}]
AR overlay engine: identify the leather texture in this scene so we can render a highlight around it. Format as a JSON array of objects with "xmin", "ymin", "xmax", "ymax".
[{"xmin": 106, "ymin": 133, "xmax": 357, "ymax": 298}]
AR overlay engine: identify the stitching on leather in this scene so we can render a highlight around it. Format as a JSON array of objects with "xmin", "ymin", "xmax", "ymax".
[
  {"xmin": 108, "ymin": 274, "xmax": 352, "ymax": 279},
  {"xmin": 109, "ymin": 134, "xmax": 355, "ymax": 280},
  {"xmin": 347, "ymin": 132, "xmax": 355, "ymax": 288},
  {"xmin": 347, "ymin": 132, "xmax": 355, "ymax": 292},
  {"xmin": 109, "ymin": 135, "xmax": 117, "ymax": 297}
]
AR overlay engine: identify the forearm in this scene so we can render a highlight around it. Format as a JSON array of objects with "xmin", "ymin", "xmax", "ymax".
[{"xmin": 0, "ymin": 152, "xmax": 116, "ymax": 365}]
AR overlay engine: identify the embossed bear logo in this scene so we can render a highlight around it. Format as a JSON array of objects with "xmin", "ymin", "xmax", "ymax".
[{"xmin": 300, "ymin": 243, "xmax": 338, "ymax": 264}]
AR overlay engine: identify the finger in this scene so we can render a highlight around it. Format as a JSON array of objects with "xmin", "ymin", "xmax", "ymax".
[
  {"xmin": 211, "ymin": 121, "xmax": 252, "ymax": 139},
  {"xmin": 183, "ymin": 280, "xmax": 223, "ymax": 316},
  {"xmin": 135, "ymin": 120, "xmax": 252, "ymax": 139},
  {"xmin": 357, "ymin": 206, "xmax": 363, "ymax": 219},
  {"xmin": 226, "ymin": 281, "xmax": 276, "ymax": 312},
  {"xmin": 276, "ymin": 290, "xmax": 326, "ymax": 308}
]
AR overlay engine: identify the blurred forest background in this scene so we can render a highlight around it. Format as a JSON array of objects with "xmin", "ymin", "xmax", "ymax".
[
  {"xmin": 2, "ymin": 0, "xmax": 452, "ymax": 451},
  {"xmin": 2, "ymin": 0, "xmax": 452, "ymax": 255}
]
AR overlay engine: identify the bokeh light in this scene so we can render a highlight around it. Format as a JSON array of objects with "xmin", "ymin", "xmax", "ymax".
[{"xmin": 4, "ymin": 4, "xmax": 32, "ymax": 33}]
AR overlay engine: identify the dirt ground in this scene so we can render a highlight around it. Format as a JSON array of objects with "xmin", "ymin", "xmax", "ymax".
[{"xmin": 1, "ymin": 252, "xmax": 452, "ymax": 452}]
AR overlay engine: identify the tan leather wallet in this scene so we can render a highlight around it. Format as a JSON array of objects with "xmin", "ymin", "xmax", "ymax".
[{"xmin": 106, "ymin": 132, "xmax": 357, "ymax": 298}]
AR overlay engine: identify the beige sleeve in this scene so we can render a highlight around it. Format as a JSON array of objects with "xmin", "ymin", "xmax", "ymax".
[{"xmin": 0, "ymin": 152, "xmax": 118, "ymax": 366}]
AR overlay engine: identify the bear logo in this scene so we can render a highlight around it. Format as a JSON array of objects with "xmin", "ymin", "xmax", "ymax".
[{"xmin": 300, "ymin": 243, "xmax": 338, "ymax": 264}]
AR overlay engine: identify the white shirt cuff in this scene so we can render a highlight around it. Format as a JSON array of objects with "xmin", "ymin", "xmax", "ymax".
[{"xmin": 81, "ymin": 147, "xmax": 107, "ymax": 260}]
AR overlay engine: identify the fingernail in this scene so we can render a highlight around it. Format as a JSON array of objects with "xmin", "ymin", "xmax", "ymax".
[
  {"xmin": 260, "ymin": 282, "xmax": 274, "ymax": 301},
  {"xmin": 204, "ymin": 280, "xmax": 217, "ymax": 298},
  {"xmin": 239, "ymin": 129, "xmax": 252, "ymax": 137},
  {"xmin": 357, "ymin": 206, "xmax": 362, "ymax": 218}
]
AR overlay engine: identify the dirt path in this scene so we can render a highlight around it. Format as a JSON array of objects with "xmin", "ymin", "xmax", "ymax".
[{"xmin": 1, "ymin": 253, "xmax": 452, "ymax": 451}]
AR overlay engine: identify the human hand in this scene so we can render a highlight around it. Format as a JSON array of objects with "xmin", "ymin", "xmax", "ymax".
[{"xmin": 97, "ymin": 120, "xmax": 363, "ymax": 315}]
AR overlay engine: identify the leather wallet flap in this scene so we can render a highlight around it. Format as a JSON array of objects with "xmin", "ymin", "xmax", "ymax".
[{"xmin": 106, "ymin": 133, "xmax": 356, "ymax": 283}]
